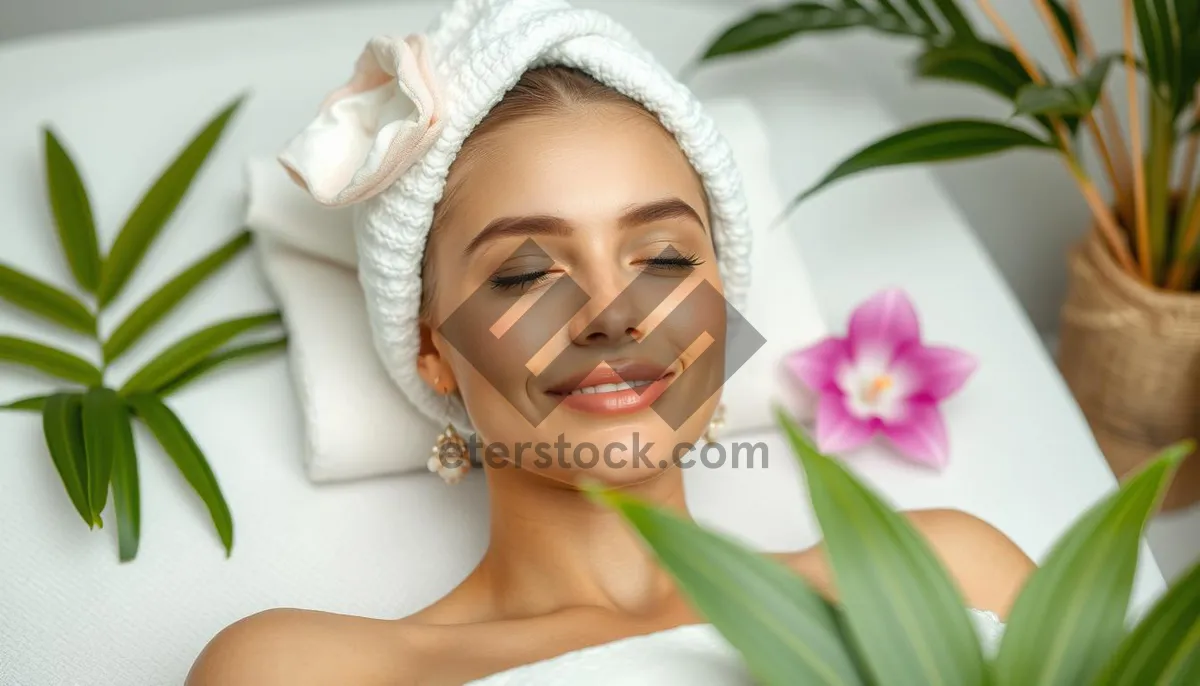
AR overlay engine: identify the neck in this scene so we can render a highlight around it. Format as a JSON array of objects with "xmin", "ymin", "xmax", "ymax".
[{"xmin": 473, "ymin": 463, "xmax": 690, "ymax": 619}]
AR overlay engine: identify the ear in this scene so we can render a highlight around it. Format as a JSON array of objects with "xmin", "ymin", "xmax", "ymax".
[{"xmin": 417, "ymin": 321, "xmax": 457, "ymax": 394}]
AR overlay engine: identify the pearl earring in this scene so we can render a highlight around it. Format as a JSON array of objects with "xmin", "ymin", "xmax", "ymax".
[
  {"xmin": 427, "ymin": 374, "xmax": 470, "ymax": 484},
  {"xmin": 703, "ymin": 403, "xmax": 726, "ymax": 444}
]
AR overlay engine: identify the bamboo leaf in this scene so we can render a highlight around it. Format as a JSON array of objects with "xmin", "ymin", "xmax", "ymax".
[
  {"xmin": 1094, "ymin": 558, "xmax": 1200, "ymax": 685},
  {"xmin": 110, "ymin": 398, "xmax": 140, "ymax": 562},
  {"xmin": 42, "ymin": 393, "xmax": 94, "ymax": 527},
  {"xmin": 126, "ymin": 393, "xmax": 232, "ymax": 555},
  {"xmin": 157, "ymin": 335, "xmax": 287, "ymax": 397},
  {"xmin": 587, "ymin": 484, "xmax": 865, "ymax": 685},
  {"xmin": 81, "ymin": 387, "xmax": 125, "ymax": 527},
  {"xmin": 993, "ymin": 442, "xmax": 1191, "ymax": 686},
  {"xmin": 790, "ymin": 119, "xmax": 1054, "ymax": 207},
  {"xmin": 97, "ymin": 95, "xmax": 244, "ymax": 307},
  {"xmin": 42, "ymin": 128, "xmax": 102, "ymax": 293},
  {"xmin": 776, "ymin": 408, "xmax": 988, "ymax": 684},
  {"xmin": 915, "ymin": 41, "xmax": 1032, "ymax": 100},
  {"xmin": 119, "ymin": 311, "xmax": 281, "ymax": 395},
  {"xmin": 103, "ymin": 230, "xmax": 252, "ymax": 363},
  {"xmin": 1048, "ymin": 0, "xmax": 1079, "ymax": 56},
  {"xmin": 0, "ymin": 335, "xmax": 101, "ymax": 386},
  {"xmin": 1013, "ymin": 56, "xmax": 1119, "ymax": 117},
  {"xmin": 1, "ymin": 394, "xmax": 51, "ymax": 412},
  {"xmin": 0, "ymin": 264, "xmax": 95, "ymax": 334}
]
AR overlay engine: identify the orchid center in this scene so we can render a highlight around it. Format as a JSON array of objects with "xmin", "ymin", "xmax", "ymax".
[
  {"xmin": 839, "ymin": 356, "xmax": 906, "ymax": 421},
  {"xmin": 863, "ymin": 375, "xmax": 894, "ymax": 404}
]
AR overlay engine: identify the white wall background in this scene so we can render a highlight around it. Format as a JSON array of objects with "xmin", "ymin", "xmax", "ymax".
[{"xmin": 0, "ymin": 0, "xmax": 1127, "ymax": 334}]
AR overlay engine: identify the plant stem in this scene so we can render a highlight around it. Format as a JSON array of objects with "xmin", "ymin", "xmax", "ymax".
[
  {"xmin": 1181, "ymin": 134, "xmax": 1199, "ymax": 200},
  {"xmin": 1145, "ymin": 96, "xmax": 1176, "ymax": 283},
  {"xmin": 1179, "ymin": 98, "xmax": 1200, "ymax": 197},
  {"xmin": 1166, "ymin": 195, "xmax": 1200, "ymax": 288},
  {"xmin": 977, "ymin": 0, "xmax": 1138, "ymax": 277},
  {"xmin": 1123, "ymin": 0, "xmax": 1153, "ymax": 283},
  {"xmin": 1068, "ymin": 0, "xmax": 1134, "ymax": 191},
  {"xmin": 1032, "ymin": 0, "xmax": 1123, "ymax": 204}
]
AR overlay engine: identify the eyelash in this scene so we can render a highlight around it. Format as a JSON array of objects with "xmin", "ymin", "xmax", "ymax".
[{"xmin": 488, "ymin": 253, "xmax": 705, "ymax": 292}]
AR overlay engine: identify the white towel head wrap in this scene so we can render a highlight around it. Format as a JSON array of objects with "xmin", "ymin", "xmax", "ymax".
[{"xmin": 279, "ymin": 0, "xmax": 752, "ymax": 434}]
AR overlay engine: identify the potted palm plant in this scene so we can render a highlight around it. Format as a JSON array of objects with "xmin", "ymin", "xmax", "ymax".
[
  {"xmin": 693, "ymin": 1, "xmax": 1200, "ymax": 510},
  {"xmin": 588, "ymin": 409, "xmax": 1200, "ymax": 685}
]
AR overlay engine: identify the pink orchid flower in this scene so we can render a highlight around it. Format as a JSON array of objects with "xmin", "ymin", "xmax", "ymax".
[{"xmin": 786, "ymin": 289, "xmax": 977, "ymax": 468}]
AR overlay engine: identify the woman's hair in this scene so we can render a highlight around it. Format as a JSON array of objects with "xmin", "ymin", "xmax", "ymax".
[{"xmin": 420, "ymin": 66, "xmax": 660, "ymax": 318}]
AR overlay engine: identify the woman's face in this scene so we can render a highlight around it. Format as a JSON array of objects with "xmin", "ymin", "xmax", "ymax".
[{"xmin": 420, "ymin": 103, "xmax": 726, "ymax": 486}]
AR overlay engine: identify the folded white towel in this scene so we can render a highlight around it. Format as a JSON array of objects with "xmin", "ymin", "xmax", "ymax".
[{"xmin": 247, "ymin": 98, "xmax": 827, "ymax": 482}]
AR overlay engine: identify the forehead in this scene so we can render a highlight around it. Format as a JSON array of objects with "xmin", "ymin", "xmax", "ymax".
[{"xmin": 443, "ymin": 105, "xmax": 707, "ymax": 229}]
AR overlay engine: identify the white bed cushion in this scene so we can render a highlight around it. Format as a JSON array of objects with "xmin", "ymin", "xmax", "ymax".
[{"xmin": 247, "ymin": 97, "xmax": 827, "ymax": 482}]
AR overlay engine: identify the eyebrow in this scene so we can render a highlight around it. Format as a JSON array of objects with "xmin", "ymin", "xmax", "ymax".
[{"xmin": 463, "ymin": 197, "xmax": 707, "ymax": 256}]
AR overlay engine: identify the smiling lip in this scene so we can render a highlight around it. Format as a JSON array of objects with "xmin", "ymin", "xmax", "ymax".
[{"xmin": 547, "ymin": 361, "xmax": 674, "ymax": 415}]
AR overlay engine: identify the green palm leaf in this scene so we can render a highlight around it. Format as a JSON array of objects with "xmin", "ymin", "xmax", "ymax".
[
  {"xmin": 914, "ymin": 41, "xmax": 1032, "ymax": 101},
  {"xmin": 897, "ymin": 0, "xmax": 936, "ymax": 29},
  {"xmin": 777, "ymin": 408, "xmax": 988, "ymax": 685},
  {"xmin": 157, "ymin": 335, "xmax": 287, "ymax": 397},
  {"xmin": 789, "ymin": 119, "xmax": 1054, "ymax": 209},
  {"xmin": 926, "ymin": 0, "xmax": 976, "ymax": 41},
  {"xmin": 1094, "ymin": 558, "xmax": 1200, "ymax": 685},
  {"xmin": 699, "ymin": 1, "xmax": 933, "ymax": 60},
  {"xmin": 96, "ymin": 95, "xmax": 244, "ymax": 307},
  {"xmin": 1047, "ymin": 0, "xmax": 1079, "ymax": 56},
  {"xmin": 127, "ymin": 393, "xmax": 232, "ymax": 555},
  {"xmin": 993, "ymin": 442, "xmax": 1191, "ymax": 686},
  {"xmin": 1134, "ymin": 0, "xmax": 1187, "ymax": 113},
  {"xmin": 0, "ymin": 335, "xmax": 101, "ymax": 386},
  {"xmin": 1, "ymin": 394, "xmax": 51, "ymax": 412},
  {"xmin": 103, "ymin": 230, "xmax": 252, "ymax": 363},
  {"xmin": 107, "ymin": 397, "xmax": 140, "ymax": 562},
  {"xmin": 0, "ymin": 264, "xmax": 95, "ymax": 334},
  {"xmin": 42, "ymin": 128, "xmax": 102, "ymax": 293},
  {"xmin": 119, "ymin": 311, "xmax": 281, "ymax": 395},
  {"xmin": 1013, "ymin": 55, "xmax": 1119, "ymax": 117},
  {"xmin": 81, "ymin": 387, "xmax": 126, "ymax": 527},
  {"xmin": 42, "ymin": 393, "xmax": 95, "ymax": 528},
  {"xmin": 588, "ymin": 485, "xmax": 865, "ymax": 685}
]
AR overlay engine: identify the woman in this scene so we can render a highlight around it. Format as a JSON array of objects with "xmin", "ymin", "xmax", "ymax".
[{"xmin": 188, "ymin": 1, "xmax": 1034, "ymax": 683}]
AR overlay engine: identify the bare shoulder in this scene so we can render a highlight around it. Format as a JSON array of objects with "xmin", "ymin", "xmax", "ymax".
[
  {"xmin": 186, "ymin": 608, "xmax": 426, "ymax": 686},
  {"xmin": 784, "ymin": 508, "xmax": 1036, "ymax": 620},
  {"xmin": 904, "ymin": 508, "xmax": 1036, "ymax": 618}
]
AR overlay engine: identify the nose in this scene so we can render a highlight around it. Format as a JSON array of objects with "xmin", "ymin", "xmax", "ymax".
[
  {"xmin": 569, "ymin": 270, "xmax": 643, "ymax": 346},
  {"xmin": 568, "ymin": 267, "xmax": 683, "ymax": 347}
]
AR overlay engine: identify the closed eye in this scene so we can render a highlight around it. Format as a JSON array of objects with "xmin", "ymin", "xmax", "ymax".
[{"xmin": 489, "ymin": 270, "xmax": 551, "ymax": 292}]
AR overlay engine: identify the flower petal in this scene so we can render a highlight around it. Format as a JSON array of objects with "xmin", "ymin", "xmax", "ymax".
[
  {"xmin": 785, "ymin": 337, "xmax": 851, "ymax": 393},
  {"xmin": 278, "ymin": 34, "xmax": 444, "ymax": 207},
  {"xmin": 815, "ymin": 392, "xmax": 877, "ymax": 454},
  {"xmin": 847, "ymin": 288, "xmax": 921, "ymax": 361},
  {"xmin": 892, "ymin": 344, "xmax": 978, "ymax": 401},
  {"xmin": 880, "ymin": 401, "xmax": 950, "ymax": 468}
]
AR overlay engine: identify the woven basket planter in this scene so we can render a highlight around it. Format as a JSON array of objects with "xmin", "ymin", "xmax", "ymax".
[{"xmin": 1058, "ymin": 232, "xmax": 1200, "ymax": 511}]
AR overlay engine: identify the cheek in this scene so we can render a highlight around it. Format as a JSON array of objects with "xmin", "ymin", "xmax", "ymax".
[{"xmin": 647, "ymin": 274, "xmax": 728, "ymax": 431}]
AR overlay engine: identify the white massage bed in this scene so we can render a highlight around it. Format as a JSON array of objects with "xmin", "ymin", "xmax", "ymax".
[{"xmin": 0, "ymin": 2, "xmax": 1166, "ymax": 684}]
